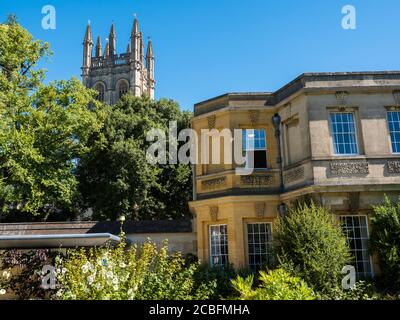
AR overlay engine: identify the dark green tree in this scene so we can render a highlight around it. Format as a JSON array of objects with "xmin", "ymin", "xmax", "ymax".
[
  {"xmin": 371, "ymin": 196, "xmax": 400, "ymax": 292},
  {"xmin": 274, "ymin": 202, "xmax": 352, "ymax": 293},
  {"xmin": 77, "ymin": 94, "xmax": 193, "ymax": 220},
  {"xmin": 0, "ymin": 18, "xmax": 105, "ymax": 220}
]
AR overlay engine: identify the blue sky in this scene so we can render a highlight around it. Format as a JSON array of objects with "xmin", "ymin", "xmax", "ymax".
[{"xmin": 1, "ymin": 0, "xmax": 400, "ymax": 110}]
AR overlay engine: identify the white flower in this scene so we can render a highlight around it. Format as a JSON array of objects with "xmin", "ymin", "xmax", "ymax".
[
  {"xmin": 82, "ymin": 262, "xmax": 92, "ymax": 274},
  {"xmin": 127, "ymin": 288, "xmax": 135, "ymax": 299},
  {"xmin": 112, "ymin": 278, "xmax": 119, "ymax": 285},
  {"xmin": 87, "ymin": 276, "xmax": 95, "ymax": 285},
  {"xmin": 0, "ymin": 289, "xmax": 6, "ymax": 295},
  {"xmin": 56, "ymin": 290, "xmax": 63, "ymax": 297},
  {"xmin": 2, "ymin": 271, "xmax": 11, "ymax": 279},
  {"xmin": 95, "ymin": 283, "xmax": 101, "ymax": 290},
  {"xmin": 113, "ymin": 284, "xmax": 119, "ymax": 291},
  {"xmin": 119, "ymin": 262, "xmax": 127, "ymax": 268}
]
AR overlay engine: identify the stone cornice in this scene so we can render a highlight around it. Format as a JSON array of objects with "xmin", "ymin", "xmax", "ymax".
[{"xmin": 194, "ymin": 71, "xmax": 400, "ymax": 117}]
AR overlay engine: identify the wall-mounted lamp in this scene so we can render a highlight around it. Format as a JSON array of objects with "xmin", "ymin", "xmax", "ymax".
[
  {"xmin": 272, "ymin": 113, "xmax": 284, "ymax": 192},
  {"xmin": 277, "ymin": 203, "xmax": 287, "ymax": 218}
]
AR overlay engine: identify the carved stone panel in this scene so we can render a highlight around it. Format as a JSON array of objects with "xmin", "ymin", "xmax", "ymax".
[
  {"xmin": 387, "ymin": 160, "xmax": 400, "ymax": 174},
  {"xmin": 255, "ymin": 202, "xmax": 266, "ymax": 218},
  {"xmin": 207, "ymin": 115, "xmax": 216, "ymax": 130},
  {"xmin": 330, "ymin": 162, "xmax": 369, "ymax": 175},
  {"xmin": 348, "ymin": 192, "xmax": 360, "ymax": 212},
  {"xmin": 240, "ymin": 175, "xmax": 274, "ymax": 186},
  {"xmin": 335, "ymin": 91, "xmax": 349, "ymax": 106},
  {"xmin": 209, "ymin": 206, "xmax": 219, "ymax": 222},
  {"xmin": 284, "ymin": 167, "xmax": 305, "ymax": 184},
  {"xmin": 201, "ymin": 176, "xmax": 227, "ymax": 191},
  {"xmin": 248, "ymin": 110, "xmax": 260, "ymax": 125}
]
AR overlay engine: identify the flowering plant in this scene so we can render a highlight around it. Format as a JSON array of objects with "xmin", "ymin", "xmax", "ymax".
[{"xmin": 55, "ymin": 233, "xmax": 216, "ymax": 300}]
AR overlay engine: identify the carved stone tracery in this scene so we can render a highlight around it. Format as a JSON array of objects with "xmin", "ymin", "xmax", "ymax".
[{"xmin": 330, "ymin": 162, "xmax": 369, "ymax": 175}]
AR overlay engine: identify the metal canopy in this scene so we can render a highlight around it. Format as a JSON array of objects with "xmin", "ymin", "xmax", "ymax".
[{"xmin": 0, "ymin": 233, "xmax": 121, "ymax": 249}]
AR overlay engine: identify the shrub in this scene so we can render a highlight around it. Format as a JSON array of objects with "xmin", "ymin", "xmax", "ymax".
[
  {"xmin": 56, "ymin": 236, "xmax": 216, "ymax": 300},
  {"xmin": 318, "ymin": 281, "xmax": 379, "ymax": 300},
  {"xmin": 371, "ymin": 196, "xmax": 400, "ymax": 292},
  {"xmin": 193, "ymin": 264, "xmax": 253, "ymax": 299},
  {"xmin": 231, "ymin": 268, "xmax": 315, "ymax": 300},
  {"xmin": 274, "ymin": 202, "xmax": 352, "ymax": 293}
]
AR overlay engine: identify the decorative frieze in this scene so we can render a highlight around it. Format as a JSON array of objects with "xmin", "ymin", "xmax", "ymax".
[
  {"xmin": 201, "ymin": 176, "xmax": 227, "ymax": 190},
  {"xmin": 330, "ymin": 162, "xmax": 369, "ymax": 175},
  {"xmin": 255, "ymin": 202, "xmax": 266, "ymax": 218},
  {"xmin": 284, "ymin": 167, "xmax": 305, "ymax": 184},
  {"xmin": 240, "ymin": 175, "xmax": 274, "ymax": 186},
  {"xmin": 209, "ymin": 206, "xmax": 219, "ymax": 222},
  {"xmin": 387, "ymin": 160, "xmax": 400, "ymax": 174}
]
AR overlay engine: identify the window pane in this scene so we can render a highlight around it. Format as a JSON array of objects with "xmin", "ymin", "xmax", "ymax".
[
  {"xmin": 247, "ymin": 223, "xmax": 273, "ymax": 271},
  {"xmin": 209, "ymin": 225, "xmax": 229, "ymax": 267},
  {"xmin": 330, "ymin": 113, "xmax": 358, "ymax": 155},
  {"xmin": 340, "ymin": 216, "xmax": 372, "ymax": 279},
  {"xmin": 243, "ymin": 129, "xmax": 268, "ymax": 168},
  {"xmin": 388, "ymin": 112, "xmax": 400, "ymax": 153}
]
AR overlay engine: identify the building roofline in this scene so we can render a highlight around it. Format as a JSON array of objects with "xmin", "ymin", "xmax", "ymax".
[
  {"xmin": 194, "ymin": 71, "xmax": 400, "ymax": 116},
  {"xmin": 194, "ymin": 92, "xmax": 273, "ymax": 108}
]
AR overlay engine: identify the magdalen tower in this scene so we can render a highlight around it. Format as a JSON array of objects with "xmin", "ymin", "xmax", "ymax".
[{"xmin": 81, "ymin": 18, "xmax": 155, "ymax": 104}]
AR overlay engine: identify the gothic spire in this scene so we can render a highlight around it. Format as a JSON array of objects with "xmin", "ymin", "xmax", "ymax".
[
  {"xmin": 127, "ymin": 42, "xmax": 131, "ymax": 54},
  {"xmin": 146, "ymin": 37, "xmax": 155, "ymax": 99},
  {"xmin": 109, "ymin": 22, "xmax": 116, "ymax": 55},
  {"xmin": 104, "ymin": 39, "xmax": 110, "ymax": 58},
  {"xmin": 95, "ymin": 36, "xmax": 102, "ymax": 57},
  {"xmin": 84, "ymin": 20, "xmax": 92, "ymax": 44},
  {"xmin": 131, "ymin": 17, "xmax": 139, "ymax": 36},
  {"xmin": 146, "ymin": 37, "xmax": 153, "ymax": 59}
]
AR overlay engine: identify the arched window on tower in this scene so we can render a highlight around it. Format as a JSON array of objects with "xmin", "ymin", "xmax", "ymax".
[
  {"xmin": 94, "ymin": 83, "xmax": 105, "ymax": 102},
  {"xmin": 118, "ymin": 81, "xmax": 128, "ymax": 99}
]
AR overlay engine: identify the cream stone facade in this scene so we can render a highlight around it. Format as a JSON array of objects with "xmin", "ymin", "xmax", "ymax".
[{"xmin": 189, "ymin": 72, "xmax": 400, "ymax": 276}]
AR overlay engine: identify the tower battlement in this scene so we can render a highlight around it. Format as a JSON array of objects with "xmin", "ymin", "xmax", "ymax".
[{"xmin": 81, "ymin": 18, "xmax": 155, "ymax": 104}]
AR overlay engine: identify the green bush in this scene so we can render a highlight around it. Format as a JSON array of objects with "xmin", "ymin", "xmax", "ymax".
[
  {"xmin": 274, "ymin": 202, "xmax": 352, "ymax": 293},
  {"xmin": 231, "ymin": 268, "xmax": 315, "ymax": 300},
  {"xmin": 371, "ymin": 196, "xmax": 400, "ymax": 292},
  {"xmin": 193, "ymin": 264, "xmax": 253, "ymax": 299},
  {"xmin": 56, "ymin": 235, "xmax": 216, "ymax": 300},
  {"xmin": 319, "ymin": 281, "xmax": 379, "ymax": 300}
]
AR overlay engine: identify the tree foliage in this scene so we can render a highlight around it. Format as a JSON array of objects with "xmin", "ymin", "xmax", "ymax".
[
  {"xmin": 274, "ymin": 203, "xmax": 352, "ymax": 293},
  {"xmin": 371, "ymin": 196, "xmax": 400, "ymax": 292},
  {"xmin": 77, "ymin": 94, "xmax": 193, "ymax": 220},
  {"xmin": 0, "ymin": 19, "xmax": 105, "ymax": 219}
]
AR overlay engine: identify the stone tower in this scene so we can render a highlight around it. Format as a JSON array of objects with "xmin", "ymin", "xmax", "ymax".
[{"xmin": 81, "ymin": 18, "xmax": 155, "ymax": 104}]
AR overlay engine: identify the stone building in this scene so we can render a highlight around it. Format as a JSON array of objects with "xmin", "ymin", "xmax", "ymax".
[
  {"xmin": 189, "ymin": 71, "xmax": 400, "ymax": 277},
  {"xmin": 82, "ymin": 18, "xmax": 155, "ymax": 104}
]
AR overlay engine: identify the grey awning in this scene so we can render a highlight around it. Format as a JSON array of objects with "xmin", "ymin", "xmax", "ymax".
[{"xmin": 0, "ymin": 233, "xmax": 121, "ymax": 249}]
